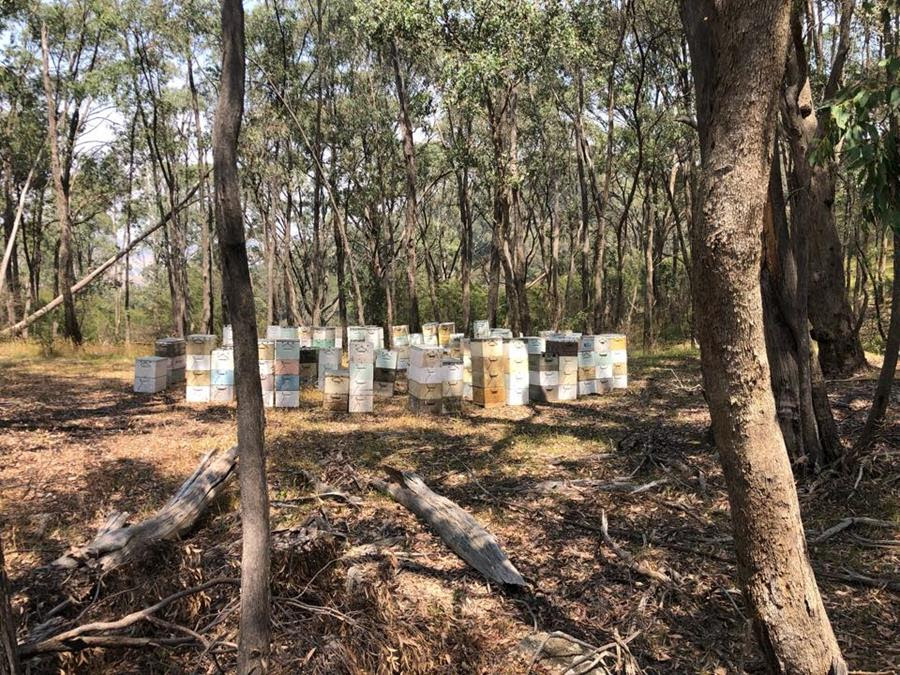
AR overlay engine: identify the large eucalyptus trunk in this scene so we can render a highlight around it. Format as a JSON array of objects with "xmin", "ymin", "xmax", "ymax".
[
  {"xmin": 682, "ymin": 1, "xmax": 846, "ymax": 671},
  {"xmin": 391, "ymin": 40, "xmax": 421, "ymax": 332},
  {"xmin": 40, "ymin": 23, "xmax": 81, "ymax": 344},
  {"xmin": 782, "ymin": 2, "xmax": 866, "ymax": 376},
  {"xmin": 212, "ymin": 1, "xmax": 271, "ymax": 671}
]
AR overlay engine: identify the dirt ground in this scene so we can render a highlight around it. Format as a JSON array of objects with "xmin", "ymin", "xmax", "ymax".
[{"xmin": 0, "ymin": 342, "xmax": 897, "ymax": 674}]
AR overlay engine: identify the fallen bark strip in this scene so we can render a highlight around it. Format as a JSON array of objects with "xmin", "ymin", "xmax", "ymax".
[
  {"xmin": 371, "ymin": 468, "xmax": 526, "ymax": 587},
  {"xmin": 810, "ymin": 517, "xmax": 897, "ymax": 545},
  {"xmin": 19, "ymin": 577, "xmax": 239, "ymax": 658},
  {"xmin": 54, "ymin": 445, "xmax": 238, "ymax": 571},
  {"xmin": 529, "ymin": 477, "xmax": 668, "ymax": 497}
]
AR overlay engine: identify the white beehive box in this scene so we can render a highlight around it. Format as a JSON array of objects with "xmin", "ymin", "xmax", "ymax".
[
  {"xmin": 135, "ymin": 356, "xmax": 170, "ymax": 379},
  {"xmin": 134, "ymin": 374, "xmax": 168, "ymax": 394}
]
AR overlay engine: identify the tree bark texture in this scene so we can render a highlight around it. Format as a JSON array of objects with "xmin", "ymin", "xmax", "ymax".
[
  {"xmin": 0, "ymin": 535, "xmax": 21, "ymax": 675},
  {"xmin": 40, "ymin": 23, "xmax": 82, "ymax": 344},
  {"xmin": 682, "ymin": 1, "xmax": 846, "ymax": 672},
  {"xmin": 212, "ymin": 1, "xmax": 271, "ymax": 672}
]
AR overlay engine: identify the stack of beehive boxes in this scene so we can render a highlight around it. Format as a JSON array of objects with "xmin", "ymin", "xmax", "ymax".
[
  {"xmin": 548, "ymin": 338, "xmax": 579, "ymax": 401},
  {"xmin": 210, "ymin": 346, "xmax": 235, "ymax": 403},
  {"xmin": 422, "ymin": 322, "xmax": 439, "ymax": 346},
  {"xmin": 528, "ymin": 347, "xmax": 558, "ymax": 403},
  {"xmin": 134, "ymin": 355, "xmax": 170, "ymax": 394},
  {"xmin": 317, "ymin": 346, "xmax": 341, "ymax": 391},
  {"xmin": 442, "ymin": 357, "xmax": 464, "ymax": 413},
  {"xmin": 154, "ymin": 337, "xmax": 185, "ymax": 387},
  {"xmin": 185, "ymin": 334, "xmax": 217, "ymax": 403},
  {"xmin": 374, "ymin": 348, "xmax": 398, "ymax": 397},
  {"xmin": 408, "ymin": 344, "xmax": 443, "ymax": 414},
  {"xmin": 461, "ymin": 338, "xmax": 473, "ymax": 401},
  {"xmin": 607, "ymin": 333, "xmax": 628, "ymax": 389},
  {"xmin": 504, "ymin": 338, "xmax": 529, "ymax": 405},
  {"xmin": 577, "ymin": 335, "xmax": 600, "ymax": 397},
  {"xmin": 323, "ymin": 369, "xmax": 349, "ymax": 412},
  {"xmin": 299, "ymin": 347, "xmax": 318, "ymax": 387},
  {"xmin": 470, "ymin": 337, "xmax": 505, "ymax": 408},
  {"xmin": 258, "ymin": 339, "xmax": 276, "ymax": 407},
  {"xmin": 392, "ymin": 325, "xmax": 410, "ymax": 394},
  {"xmin": 348, "ymin": 340, "xmax": 374, "ymax": 413},
  {"xmin": 274, "ymin": 337, "xmax": 301, "ymax": 407}
]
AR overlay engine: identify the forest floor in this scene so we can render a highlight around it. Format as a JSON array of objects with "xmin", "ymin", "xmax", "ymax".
[{"xmin": 0, "ymin": 341, "xmax": 897, "ymax": 674}]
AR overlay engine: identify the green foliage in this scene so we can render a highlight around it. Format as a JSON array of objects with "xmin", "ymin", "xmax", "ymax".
[{"xmin": 815, "ymin": 56, "xmax": 900, "ymax": 233}]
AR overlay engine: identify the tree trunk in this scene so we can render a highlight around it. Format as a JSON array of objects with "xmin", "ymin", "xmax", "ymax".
[
  {"xmin": 391, "ymin": 40, "xmax": 421, "ymax": 333},
  {"xmin": 642, "ymin": 176, "xmax": 655, "ymax": 352},
  {"xmin": 188, "ymin": 48, "xmax": 215, "ymax": 335},
  {"xmin": 40, "ymin": 23, "xmax": 81, "ymax": 344},
  {"xmin": 682, "ymin": 1, "xmax": 847, "ymax": 671},
  {"xmin": 782, "ymin": 4, "xmax": 866, "ymax": 376},
  {"xmin": 854, "ymin": 228, "xmax": 899, "ymax": 455},
  {"xmin": 212, "ymin": 1, "xmax": 271, "ymax": 672},
  {"xmin": 0, "ymin": 535, "xmax": 21, "ymax": 675}
]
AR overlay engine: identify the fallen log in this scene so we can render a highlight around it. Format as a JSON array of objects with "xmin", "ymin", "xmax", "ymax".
[
  {"xmin": 371, "ymin": 468, "xmax": 526, "ymax": 587},
  {"xmin": 54, "ymin": 446, "xmax": 238, "ymax": 571}
]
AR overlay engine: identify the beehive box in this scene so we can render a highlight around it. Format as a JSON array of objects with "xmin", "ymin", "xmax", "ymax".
[
  {"xmin": 135, "ymin": 356, "xmax": 170, "ymax": 379},
  {"xmin": 349, "ymin": 363, "xmax": 374, "ymax": 395},
  {"xmin": 504, "ymin": 339, "xmax": 528, "ymax": 374},
  {"xmin": 298, "ymin": 326, "xmax": 313, "ymax": 347},
  {"xmin": 323, "ymin": 393, "xmax": 348, "ymax": 412},
  {"xmin": 323, "ymin": 370, "xmax": 350, "ymax": 395},
  {"xmin": 257, "ymin": 339, "xmax": 275, "ymax": 361},
  {"xmin": 349, "ymin": 393, "xmax": 374, "ymax": 413},
  {"xmin": 185, "ymin": 385, "xmax": 211, "ymax": 403},
  {"xmin": 529, "ymin": 384, "xmax": 559, "ymax": 403},
  {"xmin": 558, "ymin": 356, "xmax": 578, "ymax": 387},
  {"xmin": 505, "ymin": 371, "xmax": 529, "ymax": 406},
  {"xmin": 438, "ymin": 322, "xmax": 455, "ymax": 346},
  {"xmin": 317, "ymin": 348, "xmax": 342, "ymax": 389},
  {"xmin": 471, "ymin": 319, "xmax": 490, "ymax": 339},
  {"xmin": 410, "ymin": 345, "xmax": 442, "ymax": 369},
  {"xmin": 409, "ymin": 396, "xmax": 442, "ymax": 414},
  {"xmin": 472, "ymin": 385, "xmax": 505, "ymax": 408},
  {"xmin": 222, "ymin": 325, "xmax": 234, "ymax": 347},
  {"xmin": 186, "ymin": 334, "xmax": 217, "ymax": 356},
  {"xmin": 348, "ymin": 340, "xmax": 374, "ymax": 365},
  {"xmin": 545, "ymin": 339, "xmax": 578, "ymax": 357},
  {"xmin": 134, "ymin": 372, "xmax": 168, "ymax": 394},
  {"xmin": 470, "ymin": 338, "xmax": 503, "ymax": 359},
  {"xmin": 210, "ymin": 384, "xmax": 234, "ymax": 403}
]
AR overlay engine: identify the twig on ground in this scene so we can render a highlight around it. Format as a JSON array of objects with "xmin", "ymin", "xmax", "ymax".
[
  {"xmin": 810, "ymin": 517, "xmax": 896, "ymax": 545},
  {"xmin": 600, "ymin": 511, "xmax": 673, "ymax": 586}
]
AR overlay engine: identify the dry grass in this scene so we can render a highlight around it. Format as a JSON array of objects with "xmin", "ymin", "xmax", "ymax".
[{"xmin": 0, "ymin": 341, "xmax": 897, "ymax": 673}]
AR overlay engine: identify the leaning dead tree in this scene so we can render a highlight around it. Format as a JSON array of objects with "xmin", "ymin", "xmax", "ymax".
[
  {"xmin": 0, "ymin": 183, "xmax": 200, "ymax": 339},
  {"xmin": 373, "ymin": 468, "xmax": 526, "ymax": 587},
  {"xmin": 54, "ymin": 446, "xmax": 238, "ymax": 572}
]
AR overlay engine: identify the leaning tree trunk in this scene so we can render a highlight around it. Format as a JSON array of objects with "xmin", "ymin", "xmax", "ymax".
[
  {"xmin": 682, "ymin": 1, "xmax": 847, "ymax": 672},
  {"xmin": 212, "ymin": 1, "xmax": 271, "ymax": 672},
  {"xmin": 0, "ymin": 534, "xmax": 21, "ymax": 675}
]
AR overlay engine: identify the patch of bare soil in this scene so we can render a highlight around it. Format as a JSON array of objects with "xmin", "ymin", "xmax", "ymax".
[{"xmin": 0, "ymin": 349, "xmax": 897, "ymax": 673}]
